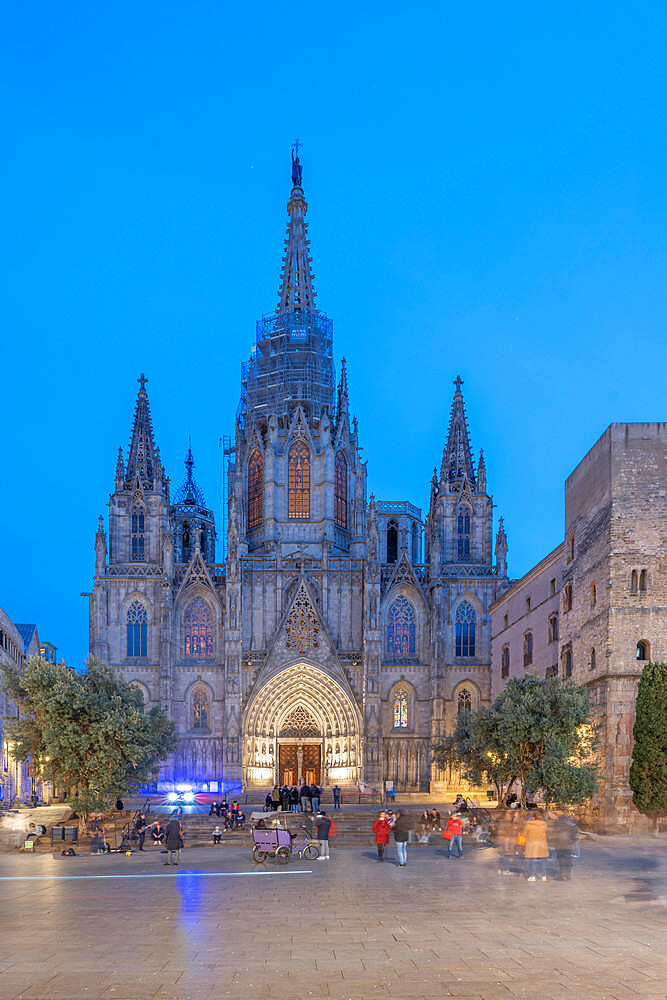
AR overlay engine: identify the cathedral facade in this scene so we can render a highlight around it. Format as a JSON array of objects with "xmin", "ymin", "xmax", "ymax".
[{"xmin": 87, "ymin": 154, "xmax": 510, "ymax": 793}]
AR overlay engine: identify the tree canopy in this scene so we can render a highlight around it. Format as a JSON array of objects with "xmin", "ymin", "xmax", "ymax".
[
  {"xmin": 1, "ymin": 656, "xmax": 177, "ymax": 815},
  {"xmin": 629, "ymin": 661, "xmax": 667, "ymax": 828},
  {"xmin": 434, "ymin": 674, "xmax": 600, "ymax": 807}
]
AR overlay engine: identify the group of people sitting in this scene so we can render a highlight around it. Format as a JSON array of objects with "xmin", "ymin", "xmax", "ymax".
[
  {"xmin": 208, "ymin": 800, "xmax": 246, "ymax": 830},
  {"xmin": 265, "ymin": 782, "xmax": 327, "ymax": 813}
]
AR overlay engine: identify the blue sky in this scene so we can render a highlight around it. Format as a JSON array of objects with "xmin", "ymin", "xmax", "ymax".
[{"xmin": 1, "ymin": 2, "xmax": 666, "ymax": 666}]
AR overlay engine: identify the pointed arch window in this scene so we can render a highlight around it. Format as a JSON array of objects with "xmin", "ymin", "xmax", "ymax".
[
  {"xmin": 387, "ymin": 520, "xmax": 398, "ymax": 564},
  {"xmin": 191, "ymin": 687, "xmax": 209, "ymax": 731},
  {"xmin": 455, "ymin": 600, "xmax": 476, "ymax": 657},
  {"xmin": 182, "ymin": 521, "xmax": 191, "ymax": 563},
  {"xmin": 184, "ymin": 598, "xmax": 214, "ymax": 659},
  {"xmin": 248, "ymin": 451, "xmax": 263, "ymax": 530},
  {"xmin": 393, "ymin": 688, "xmax": 409, "ymax": 728},
  {"xmin": 387, "ymin": 596, "xmax": 416, "ymax": 659},
  {"xmin": 457, "ymin": 687, "xmax": 472, "ymax": 723},
  {"xmin": 126, "ymin": 601, "xmax": 148, "ymax": 658},
  {"xmin": 457, "ymin": 503, "xmax": 471, "ymax": 561},
  {"xmin": 288, "ymin": 441, "xmax": 310, "ymax": 519},
  {"xmin": 131, "ymin": 503, "xmax": 145, "ymax": 561},
  {"xmin": 334, "ymin": 451, "xmax": 347, "ymax": 529}
]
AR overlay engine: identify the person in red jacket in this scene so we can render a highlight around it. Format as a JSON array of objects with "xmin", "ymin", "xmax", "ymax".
[
  {"xmin": 372, "ymin": 811, "xmax": 391, "ymax": 861},
  {"xmin": 445, "ymin": 813, "xmax": 464, "ymax": 859}
]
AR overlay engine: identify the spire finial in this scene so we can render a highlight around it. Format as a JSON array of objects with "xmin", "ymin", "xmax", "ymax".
[
  {"xmin": 453, "ymin": 374, "xmax": 463, "ymax": 396},
  {"xmin": 138, "ymin": 373, "xmax": 148, "ymax": 393},
  {"xmin": 291, "ymin": 140, "xmax": 303, "ymax": 188}
]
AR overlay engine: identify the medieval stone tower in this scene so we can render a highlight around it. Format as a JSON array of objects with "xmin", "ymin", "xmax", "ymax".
[{"xmin": 87, "ymin": 151, "xmax": 510, "ymax": 793}]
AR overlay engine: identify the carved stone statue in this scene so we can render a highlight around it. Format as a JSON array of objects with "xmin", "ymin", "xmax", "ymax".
[
  {"xmin": 163, "ymin": 530, "xmax": 174, "ymax": 578},
  {"xmin": 292, "ymin": 148, "xmax": 302, "ymax": 187}
]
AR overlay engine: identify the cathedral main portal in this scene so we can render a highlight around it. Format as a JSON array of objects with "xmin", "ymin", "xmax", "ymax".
[{"xmin": 243, "ymin": 663, "xmax": 361, "ymax": 789}]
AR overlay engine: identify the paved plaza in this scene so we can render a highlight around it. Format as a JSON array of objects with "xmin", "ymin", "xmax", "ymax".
[{"xmin": 0, "ymin": 835, "xmax": 665, "ymax": 1000}]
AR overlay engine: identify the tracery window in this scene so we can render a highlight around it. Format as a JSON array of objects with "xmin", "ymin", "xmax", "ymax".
[
  {"xmin": 191, "ymin": 687, "xmax": 209, "ymax": 730},
  {"xmin": 131, "ymin": 503, "xmax": 145, "ymax": 561},
  {"xmin": 334, "ymin": 451, "xmax": 347, "ymax": 529},
  {"xmin": 455, "ymin": 601, "xmax": 476, "ymax": 657},
  {"xmin": 248, "ymin": 451, "xmax": 263, "ymax": 529},
  {"xmin": 387, "ymin": 596, "xmax": 416, "ymax": 659},
  {"xmin": 386, "ymin": 520, "xmax": 398, "ymax": 564},
  {"xmin": 457, "ymin": 687, "xmax": 472, "ymax": 722},
  {"xmin": 126, "ymin": 601, "xmax": 147, "ymax": 658},
  {"xmin": 280, "ymin": 705, "xmax": 320, "ymax": 737},
  {"xmin": 288, "ymin": 441, "xmax": 310, "ymax": 519},
  {"xmin": 184, "ymin": 598, "xmax": 214, "ymax": 659},
  {"xmin": 457, "ymin": 504, "xmax": 471, "ymax": 561},
  {"xmin": 393, "ymin": 688, "xmax": 409, "ymax": 728}
]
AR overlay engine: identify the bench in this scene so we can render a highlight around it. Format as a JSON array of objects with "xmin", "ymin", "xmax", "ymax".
[{"xmin": 51, "ymin": 825, "xmax": 79, "ymax": 846}]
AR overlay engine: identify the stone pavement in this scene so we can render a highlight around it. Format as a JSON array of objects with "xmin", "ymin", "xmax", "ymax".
[{"xmin": 0, "ymin": 836, "xmax": 665, "ymax": 1000}]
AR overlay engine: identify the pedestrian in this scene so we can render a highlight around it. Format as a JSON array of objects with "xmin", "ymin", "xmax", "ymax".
[
  {"xmin": 550, "ymin": 809, "xmax": 578, "ymax": 880},
  {"xmin": 291, "ymin": 785, "xmax": 299, "ymax": 812},
  {"xmin": 212, "ymin": 825, "xmax": 222, "ymax": 844},
  {"xmin": 134, "ymin": 813, "xmax": 146, "ymax": 851},
  {"xmin": 393, "ymin": 810, "xmax": 411, "ymax": 867},
  {"xmin": 300, "ymin": 781, "xmax": 310, "ymax": 812},
  {"xmin": 524, "ymin": 810, "xmax": 549, "ymax": 881},
  {"xmin": 445, "ymin": 812, "xmax": 464, "ymax": 859},
  {"xmin": 164, "ymin": 816, "xmax": 183, "ymax": 866},
  {"xmin": 271, "ymin": 785, "xmax": 280, "ymax": 811},
  {"xmin": 310, "ymin": 783, "xmax": 320, "ymax": 814},
  {"xmin": 493, "ymin": 811, "xmax": 514, "ymax": 874},
  {"xmin": 315, "ymin": 810, "xmax": 331, "ymax": 860},
  {"xmin": 332, "ymin": 784, "xmax": 341, "ymax": 810},
  {"xmin": 417, "ymin": 809, "xmax": 431, "ymax": 844},
  {"xmin": 372, "ymin": 810, "xmax": 390, "ymax": 861}
]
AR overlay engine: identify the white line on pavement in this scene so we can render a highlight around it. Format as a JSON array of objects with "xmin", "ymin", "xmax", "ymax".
[{"xmin": 0, "ymin": 870, "xmax": 313, "ymax": 882}]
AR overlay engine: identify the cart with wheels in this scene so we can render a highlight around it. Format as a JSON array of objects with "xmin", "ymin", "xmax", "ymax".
[{"xmin": 251, "ymin": 825, "xmax": 319, "ymax": 864}]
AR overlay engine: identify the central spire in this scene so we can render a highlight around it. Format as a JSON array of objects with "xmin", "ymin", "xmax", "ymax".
[
  {"xmin": 239, "ymin": 147, "xmax": 334, "ymax": 423},
  {"xmin": 277, "ymin": 144, "xmax": 316, "ymax": 314},
  {"xmin": 441, "ymin": 375, "xmax": 476, "ymax": 489},
  {"xmin": 125, "ymin": 373, "xmax": 157, "ymax": 489}
]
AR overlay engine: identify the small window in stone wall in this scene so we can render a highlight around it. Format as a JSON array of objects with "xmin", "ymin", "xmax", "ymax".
[
  {"xmin": 548, "ymin": 614, "xmax": 558, "ymax": 644},
  {"xmin": 589, "ymin": 647, "xmax": 596, "ymax": 671},
  {"xmin": 636, "ymin": 640, "xmax": 649, "ymax": 662},
  {"xmin": 501, "ymin": 645, "xmax": 510, "ymax": 679},
  {"xmin": 563, "ymin": 584, "xmax": 573, "ymax": 612},
  {"xmin": 590, "ymin": 582, "xmax": 597, "ymax": 606},
  {"xmin": 639, "ymin": 570, "xmax": 648, "ymax": 593},
  {"xmin": 523, "ymin": 631, "xmax": 533, "ymax": 668},
  {"xmin": 562, "ymin": 646, "xmax": 572, "ymax": 678}
]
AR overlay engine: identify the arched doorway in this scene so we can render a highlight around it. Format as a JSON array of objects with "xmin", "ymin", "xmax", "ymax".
[{"xmin": 243, "ymin": 662, "xmax": 361, "ymax": 788}]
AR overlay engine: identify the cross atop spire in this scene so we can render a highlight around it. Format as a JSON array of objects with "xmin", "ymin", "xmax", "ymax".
[
  {"xmin": 125, "ymin": 375, "xmax": 157, "ymax": 489},
  {"xmin": 440, "ymin": 375, "xmax": 475, "ymax": 489}
]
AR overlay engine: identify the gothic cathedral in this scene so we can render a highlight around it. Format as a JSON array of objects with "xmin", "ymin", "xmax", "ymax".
[{"xmin": 87, "ymin": 153, "xmax": 510, "ymax": 794}]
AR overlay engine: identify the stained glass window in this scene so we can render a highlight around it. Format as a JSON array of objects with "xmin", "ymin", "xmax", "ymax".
[
  {"xmin": 455, "ymin": 600, "xmax": 476, "ymax": 657},
  {"xmin": 335, "ymin": 451, "xmax": 347, "ymax": 528},
  {"xmin": 126, "ymin": 601, "xmax": 147, "ymax": 657},
  {"xmin": 192, "ymin": 688, "xmax": 209, "ymax": 730},
  {"xmin": 248, "ymin": 450, "xmax": 263, "ymax": 529},
  {"xmin": 393, "ymin": 689, "xmax": 408, "ymax": 728},
  {"xmin": 288, "ymin": 441, "xmax": 310, "ymax": 519},
  {"xmin": 387, "ymin": 596, "xmax": 416, "ymax": 658},
  {"xmin": 457, "ymin": 687, "xmax": 472, "ymax": 721},
  {"xmin": 184, "ymin": 598, "xmax": 214, "ymax": 659},
  {"xmin": 131, "ymin": 503, "xmax": 145, "ymax": 561},
  {"xmin": 457, "ymin": 504, "xmax": 471, "ymax": 560}
]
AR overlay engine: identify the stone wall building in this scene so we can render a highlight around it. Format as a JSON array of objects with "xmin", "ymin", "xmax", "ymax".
[
  {"xmin": 0, "ymin": 608, "xmax": 31, "ymax": 809},
  {"xmin": 490, "ymin": 423, "xmax": 667, "ymax": 826},
  {"xmin": 86, "ymin": 153, "xmax": 510, "ymax": 794}
]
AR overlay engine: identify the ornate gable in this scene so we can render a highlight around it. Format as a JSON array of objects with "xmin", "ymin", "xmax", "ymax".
[
  {"xmin": 286, "ymin": 405, "xmax": 316, "ymax": 452},
  {"xmin": 176, "ymin": 547, "xmax": 218, "ymax": 602},
  {"xmin": 382, "ymin": 551, "xmax": 425, "ymax": 601},
  {"xmin": 284, "ymin": 580, "xmax": 320, "ymax": 655}
]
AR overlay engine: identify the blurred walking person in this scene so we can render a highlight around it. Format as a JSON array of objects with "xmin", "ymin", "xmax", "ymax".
[
  {"xmin": 550, "ymin": 809, "xmax": 578, "ymax": 880},
  {"xmin": 393, "ymin": 810, "xmax": 411, "ymax": 867},
  {"xmin": 164, "ymin": 816, "xmax": 183, "ymax": 866},
  {"xmin": 524, "ymin": 810, "xmax": 549, "ymax": 881}
]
